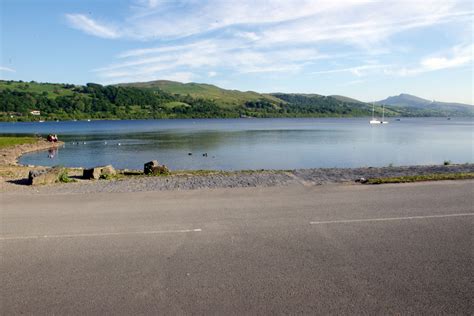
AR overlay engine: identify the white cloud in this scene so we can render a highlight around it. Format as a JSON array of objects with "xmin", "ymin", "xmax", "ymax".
[
  {"xmin": 95, "ymin": 41, "xmax": 329, "ymax": 82},
  {"xmin": 313, "ymin": 64, "xmax": 390, "ymax": 77},
  {"xmin": 67, "ymin": 0, "xmax": 472, "ymax": 42},
  {"xmin": 421, "ymin": 44, "xmax": 472, "ymax": 71},
  {"xmin": 208, "ymin": 71, "xmax": 217, "ymax": 77},
  {"xmin": 65, "ymin": 14, "xmax": 120, "ymax": 39},
  {"xmin": 0, "ymin": 66, "xmax": 16, "ymax": 73},
  {"xmin": 235, "ymin": 32, "xmax": 261, "ymax": 41},
  {"xmin": 387, "ymin": 43, "xmax": 473, "ymax": 76}
]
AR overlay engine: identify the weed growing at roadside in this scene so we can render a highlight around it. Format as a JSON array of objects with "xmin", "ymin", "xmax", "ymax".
[{"xmin": 58, "ymin": 170, "xmax": 76, "ymax": 183}]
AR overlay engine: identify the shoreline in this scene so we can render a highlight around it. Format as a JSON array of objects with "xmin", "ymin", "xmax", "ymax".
[
  {"xmin": 0, "ymin": 138, "xmax": 64, "ymax": 166},
  {"xmin": 2, "ymin": 162, "xmax": 473, "ymax": 194},
  {"xmin": 1, "ymin": 138, "xmax": 473, "ymax": 194},
  {"xmin": 1, "ymin": 116, "xmax": 471, "ymax": 124},
  {"xmin": 0, "ymin": 138, "xmax": 65, "ymax": 190}
]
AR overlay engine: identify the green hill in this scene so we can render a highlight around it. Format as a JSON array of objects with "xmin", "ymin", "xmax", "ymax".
[
  {"xmin": 0, "ymin": 80, "xmax": 76, "ymax": 98},
  {"xmin": 330, "ymin": 95, "xmax": 366, "ymax": 104},
  {"xmin": 116, "ymin": 80, "xmax": 283, "ymax": 107}
]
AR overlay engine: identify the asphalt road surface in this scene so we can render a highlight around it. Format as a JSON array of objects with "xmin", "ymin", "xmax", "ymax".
[{"xmin": 1, "ymin": 181, "xmax": 473, "ymax": 314}]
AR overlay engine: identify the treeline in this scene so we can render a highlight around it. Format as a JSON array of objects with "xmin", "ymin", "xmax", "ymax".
[
  {"xmin": 271, "ymin": 93, "xmax": 373, "ymax": 116},
  {"xmin": 0, "ymin": 83, "xmax": 237, "ymax": 120},
  {"xmin": 0, "ymin": 81, "xmax": 383, "ymax": 121},
  {"xmin": 5, "ymin": 80, "xmax": 463, "ymax": 121}
]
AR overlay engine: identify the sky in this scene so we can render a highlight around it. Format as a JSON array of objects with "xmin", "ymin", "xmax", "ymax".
[{"xmin": 1, "ymin": 0, "xmax": 473, "ymax": 104}]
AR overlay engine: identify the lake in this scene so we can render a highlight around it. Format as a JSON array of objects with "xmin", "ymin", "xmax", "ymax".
[{"xmin": 1, "ymin": 118, "xmax": 472, "ymax": 170}]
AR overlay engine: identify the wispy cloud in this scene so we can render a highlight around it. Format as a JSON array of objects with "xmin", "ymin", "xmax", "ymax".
[
  {"xmin": 64, "ymin": 0, "xmax": 472, "ymax": 83},
  {"xmin": 94, "ymin": 43, "xmax": 329, "ymax": 83},
  {"xmin": 65, "ymin": 14, "xmax": 120, "ymax": 39},
  {"xmin": 313, "ymin": 64, "xmax": 391, "ymax": 77},
  {"xmin": 66, "ymin": 0, "xmax": 472, "ymax": 42},
  {"xmin": 386, "ymin": 43, "xmax": 473, "ymax": 76},
  {"xmin": 0, "ymin": 66, "xmax": 16, "ymax": 73}
]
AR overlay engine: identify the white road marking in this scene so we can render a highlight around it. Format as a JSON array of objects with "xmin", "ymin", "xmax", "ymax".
[
  {"xmin": 310, "ymin": 213, "xmax": 474, "ymax": 225},
  {"xmin": 0, "ymin": 228, "xmax": 202, "ymax": 241}
]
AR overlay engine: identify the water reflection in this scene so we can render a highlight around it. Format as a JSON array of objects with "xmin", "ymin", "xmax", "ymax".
[{"xmin": 47, "ymin": 147, "xmax": 58, "ymax": 159}]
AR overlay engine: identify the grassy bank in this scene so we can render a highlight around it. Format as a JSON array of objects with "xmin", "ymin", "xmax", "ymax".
[
  {"xmin": 0, "ymin": 136, "xmax": 37, "ymax": 148},
  {"xmin": 366, "ymin": 172, "xmax": 474, "ymax": 184}
]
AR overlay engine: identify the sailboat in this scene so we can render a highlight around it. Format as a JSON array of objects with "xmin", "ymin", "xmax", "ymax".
[{"xmin": 370, "ymin": 103, "xmax": 388, "ymax": 124}]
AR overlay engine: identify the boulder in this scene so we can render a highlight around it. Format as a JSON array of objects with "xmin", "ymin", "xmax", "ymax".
[
  {"xmin": 144, "ymin": 160, "xmax": 170, "ymax": 175},
  {"xmin": 83, "ymin": 165, "xmax": 116, "ymax": 180},
  {"xmin": 28, "ymin": 168, "xmax": 62, "ymax": 185},
  {"xmin": 151, "ymin": 164, "xmax": 170, "ymax": 175},
  {"xmin": 144, "ymin": 160, "xmax": 159, "ymax": 175}
]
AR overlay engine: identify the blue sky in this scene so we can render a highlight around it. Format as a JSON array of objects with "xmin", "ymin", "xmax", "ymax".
[{"xmin": 1, "ymin": 0, "xmax": 473, "ymax": 104}]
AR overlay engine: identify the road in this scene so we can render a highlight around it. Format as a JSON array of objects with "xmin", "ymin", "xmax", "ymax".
[{"xmin": 1, "ymin": 181, "xmax": 473, "ymax": 314}]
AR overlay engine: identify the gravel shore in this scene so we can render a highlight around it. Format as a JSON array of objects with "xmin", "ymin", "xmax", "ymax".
[{"xmin": 3, "ymin": 164, "xmax": 473, "ymax": 195}]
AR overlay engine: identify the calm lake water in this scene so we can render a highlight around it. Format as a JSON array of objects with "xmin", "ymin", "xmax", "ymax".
[{"xmin": 1, "ymin": 118, "xmax": 472, "ymax": 170}]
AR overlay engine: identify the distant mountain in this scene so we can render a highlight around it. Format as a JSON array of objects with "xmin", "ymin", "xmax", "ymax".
[
  {"xmin": 116, "ymin": 80, "xmax": 282, "ymax": 107},
  {"xmin": 376, "ymin": 93, "xmax": 473, "ymax": 116}
]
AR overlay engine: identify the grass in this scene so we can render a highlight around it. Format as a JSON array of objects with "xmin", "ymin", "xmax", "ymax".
[
  {"xmin": 120, "ymin": 80, "xmax": 282, "ymax": 107},
  {"xmin": 366, "ymin": 172, "xmax": 474, "ymax": 184},
  {"xmin": 0, "ymin": 80, "xmax": 75, "ymax": 99},
  {"xmin": 58, "ymin": 170, "xmax": 76, "ymax": 183},
  {"xmin": 0, "ymin": 136, "xmax": 38, "ymax": 148}
]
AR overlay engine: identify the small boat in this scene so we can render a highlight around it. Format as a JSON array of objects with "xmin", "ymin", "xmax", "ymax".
[
  {"xmin": 370, "ymin": 103, "xmax": 388, "ymax": 124},
  {"xmin": 87, "ymin": 119, "xmax": 91, "ymax": 122},
  {"xmin": 39, "ymin": 120, "xmax": 45, "ymax": 123}
]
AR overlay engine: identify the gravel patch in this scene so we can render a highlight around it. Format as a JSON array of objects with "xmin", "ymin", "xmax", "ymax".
[{"xmin": 3, "ymin": 164, "xmax": 473, "ymax": 195}]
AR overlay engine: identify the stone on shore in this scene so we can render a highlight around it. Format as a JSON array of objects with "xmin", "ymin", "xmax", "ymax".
[
  {"xmin": 28, "ymin": 167, "xmax": 62, "ymax": 185},
  {"xmin": 144, "ymin": 160, "xmax": 159, "ymax": 175},
  {"xmin": 144, "ymin": 160, "xmax": 170, "ymax": 175},
  {"xmin": 83, "ymin": 165, "xmax": 116, "ymax": 180}
]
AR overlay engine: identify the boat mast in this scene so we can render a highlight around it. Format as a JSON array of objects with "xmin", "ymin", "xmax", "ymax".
[
  {"xmin": 382, "ymin": 105, "xmax": 385, "ymax": 122},
  {"xmin": 372, "ymin": 103, "xmax": 375, "ymax": 119}
]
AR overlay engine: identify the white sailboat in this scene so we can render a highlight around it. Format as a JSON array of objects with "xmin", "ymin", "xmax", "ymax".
[{"xmin": 370, "ymin": 103, "xmax": 388, "ymax": 124}]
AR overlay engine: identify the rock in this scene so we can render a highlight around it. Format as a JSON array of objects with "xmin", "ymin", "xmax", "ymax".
[
  {"xmin": 355, "ymin": 177, "xmax": 368, "ymax": 183},
  {"xmin": 28, "ymin": 167, "xmax": 62, "ymax": 185},
  {"xmin": 151, "ymin": 165, "xmax": 170, "ymax": 175},
  {"xmin": 144, "ymin": 160, "xmax": 159, "ymax": 175},
  {"xmin": 83, "ymin": 165, "xmax": 116, "ymax": 180},
  {"xmin": 144, "ymin": 160, "xmax": 170, "ymax": 175}
]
